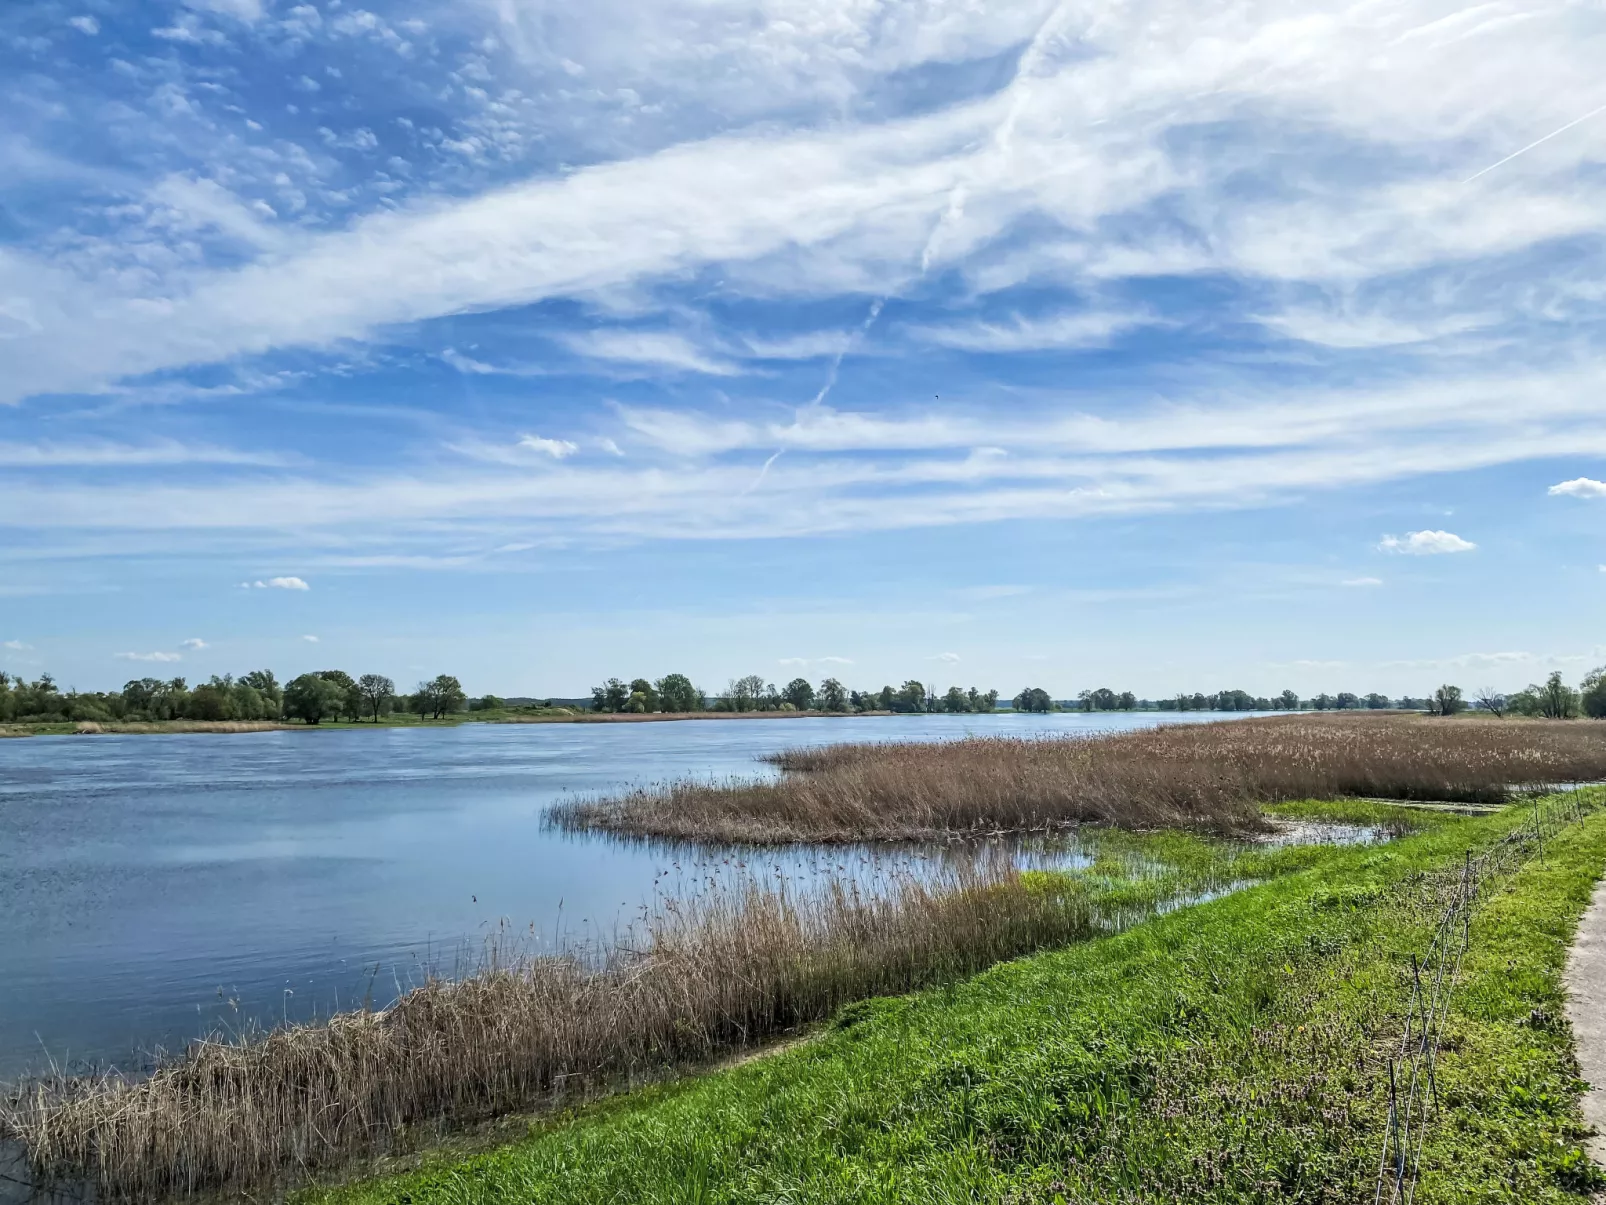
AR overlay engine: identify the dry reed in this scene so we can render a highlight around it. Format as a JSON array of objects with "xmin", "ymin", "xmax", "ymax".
[
  {"xmin": 558, "ymin": 714, "xmax": 1606, "ymax": 844},
  {"xmin": 0, "ymin": 865, "xmax": 1096, "ymax": 1200}
]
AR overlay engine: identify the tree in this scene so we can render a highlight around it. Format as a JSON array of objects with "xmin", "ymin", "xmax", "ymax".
[
  {"xmin": 428, "ymin": 674, "xmax": 466, "ymax": 719},
  {"xmin": 241, "ymin": 669, "xmax": 283, "ymax": 717},
  {"xmin": 1473, "ymin": 687, "xmax": 1508, "ymax": 718},
  {"xmin": 284, "ymin": 673, "xmax": 346, "ymax": 724},
  {"xmin": 412, "ymin": 680, "xmax": 436, "ymax": 719},
  {"xmin": 892, "ymin": 680, "xmax": 926, "ymax": 713},
  {"xmin": 1430, "ymin": 684, "xmax": 1466, "ymax": 716},
  {"xmin": 358, "ymin": 674, "xmax": 396, "ymax": 722},
  {"xmin": 1583, "ymin": 668, "xmax": 1606, "ymax": 719},
  {"xmin": 780, "ymin": 677, "xmax": 815, "ymax": 710},
  {"xmin": 1531, "ymin": 671, "xmax": 1578, "ymax": 720},
  {"xmin": 981, "ymin": 689, "xmax": 1000, "ymax": 711},
  {"xmin": 316, "ymin": 670, "xmax": 364, "ymax": 721},
  {"xmin": 1364, "ymin": 692, "xmax": 1391, "ymax": 710},
  {"xmin": 817, "ymin": 678, "xmax": 848, "ymax": 712},
  {"xmin": 722, "ymin": 674, "xmax": 767, "ymax": 712},
  {"xmin": 1279, "ymin": 689, "xmax": 1299, "ymax": 711},
  {"xmin": 655, "ymin": 673, "xmax": 703, "ymax": 713},
  {"xmin": 591, "ymin": 678, "xmax": 630, "ymax": 713},
  {"xmin": 941, "ymin": 685, "xmax": 969, "ymax": 713},
  {"xmin": 1013, "ymin": 686, "xmax": 1053, "ymax": 713}
]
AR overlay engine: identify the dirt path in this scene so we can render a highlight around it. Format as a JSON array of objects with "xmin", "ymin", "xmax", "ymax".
[{"xmin": 1565, "ymin": 876, "xmax": 1606, "ymax": 1166}]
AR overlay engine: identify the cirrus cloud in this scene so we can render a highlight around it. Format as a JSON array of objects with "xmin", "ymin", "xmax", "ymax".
[
  {"xmin": 116, "ymin": 650, "xmax": 182, "ymax": 662},
  {"xmin": 241, "ymin": 576, "xmax": 310, "ymax": 590}
]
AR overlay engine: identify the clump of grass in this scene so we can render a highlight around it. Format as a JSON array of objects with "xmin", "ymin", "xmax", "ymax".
[
  {"xmin": 0, "ymin": 863, "xmax": 1121, "ymax": 1200},
  {"xmin": 559, "ymin": 714, "xmax": 1606, "ymax": 843}
]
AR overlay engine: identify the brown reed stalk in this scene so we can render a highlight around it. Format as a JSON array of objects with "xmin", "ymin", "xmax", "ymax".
[
  {"xmin": 558, "ymin": 714, "xmax": 1606, "ymax": 844},
  {"xmin": 0, "ymin": 865, "xmax": 1095, "ymax": 1201}
]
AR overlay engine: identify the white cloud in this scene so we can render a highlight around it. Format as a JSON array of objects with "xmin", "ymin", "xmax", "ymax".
[
  {"xmin": 184, "ymin": 0, "xmax": 263, "ymax": 20},
  {"xmin": 557, "ymin": 331, "xmax": 740, "ymax": 377},
  {"xmin": 778, "ymin": 657, "xmax": 808, "ymax": 667},
  {"xmin": 817, "ymin": 656, "xmax": 854, "ymax": 666},
  {"xmin": 3, "ymin": 640, "xmax": 31, "ymax": 651},
  {"xmin": 910, "ymin": 309, "xmax": 1151, "ymax": 353},
  {"xmin": 301, "ymin": 634, "xmax": 319, "ymax": 642},
  {"xmin": 1549, "ymin": 477, "xmax": 1606, "ymax": 498},
  {"xmin": 935, "ymin": 651, "xmax": 961, "ymax": 663},
  {"xmin": 1378, "ymin": 530, "xmax": 1476, "ymax": 556},
  {"xmin": 0, "ymin": 440, "xmax": 286, "ymax": 468},
  {"xmin": 1341, "ymin": 577, "xmax": 1383, "ymax": 587},
  {"xmin": 517, "ymin": 434, "xmax": 580, "ymax": 459},
  {"xmin": 243, "ymin": 576, "xmax": 311, "ymax": 590},
  {"xmin": 180, "ymin": 638, "xmax": 209, "ymax": 650},
  {"xmin": 67, "ymin": 15, "xmax": 99, "ymax": 34},
  {"xmin": 117, "ymin": 651, "xmax": 182, "ymax": 662}
]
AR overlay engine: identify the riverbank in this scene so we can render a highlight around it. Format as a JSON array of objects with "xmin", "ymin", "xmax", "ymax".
[
  {"xmin": 0, "ymin": 803, "xmax": 1420, "ymax": 1200},
  {"xmin": 296, "ymin": 791, "xmax": 1604, "ymax": 1205}
]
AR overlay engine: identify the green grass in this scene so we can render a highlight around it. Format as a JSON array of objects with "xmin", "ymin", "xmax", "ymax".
[{"xmin": 303, "ymin": 794, "xmax": 1606, "ymax": 1205}]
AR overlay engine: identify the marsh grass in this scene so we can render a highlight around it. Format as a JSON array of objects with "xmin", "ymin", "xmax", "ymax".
[
  {"xmin": 0, "ymin": 857, "xmax": 1145, "ymax": 1201},
  {"xmin": 558, "ymin": 714, "xmax": 1606, "ymax": 843}
]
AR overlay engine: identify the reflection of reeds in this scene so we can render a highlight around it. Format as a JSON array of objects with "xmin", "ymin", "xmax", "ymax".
[
  {"xmin": 1, "ymin": 865, "xmax": 1099, "ymax": 1200},
  {"xmin": 558, "ymin": 714, "xmax": 1606, "ymax": 844}
]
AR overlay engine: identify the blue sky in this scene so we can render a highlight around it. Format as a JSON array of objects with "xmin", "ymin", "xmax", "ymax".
[{"xmin": 2, "ymin": 0, "xmax": 1605, "ymax": 698}]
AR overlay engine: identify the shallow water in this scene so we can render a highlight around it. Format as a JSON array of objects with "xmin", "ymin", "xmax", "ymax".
[{"xmin": 0, "ymin": 710, "xmax": 1236, "ymax": 1078}]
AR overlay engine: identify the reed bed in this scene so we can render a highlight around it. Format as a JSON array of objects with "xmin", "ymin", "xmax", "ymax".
[
  {"xmin": 558, "ymin": 714, "xmax": 1606, "ymax": 843},
  {"xmin": 0, "ymin": 864, "xmax": 1102, "ymax": 1201}
]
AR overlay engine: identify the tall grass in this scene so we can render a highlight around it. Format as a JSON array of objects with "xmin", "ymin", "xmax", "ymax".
[
  {"xmin": 0, "ymin": 864, "xmax": 1112, "ymax": 1200},
  {"xmin": 559, "ymin": 714, "xmax": 1606, "ymax": 843}
]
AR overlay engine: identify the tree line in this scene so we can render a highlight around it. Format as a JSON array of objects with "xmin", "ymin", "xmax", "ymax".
[
  {"xmin": 590, "ymin": 675, "xmax": 1003, "ymax": 714},
  {"xmin": 0, "ymin": 670, "xmax": 475, "ymax": 725}
]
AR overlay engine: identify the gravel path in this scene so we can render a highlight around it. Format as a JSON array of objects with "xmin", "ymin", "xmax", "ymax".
[{"xmin": 1566, "ymin": 876, "xmax": 1606, "ymax": 1166}]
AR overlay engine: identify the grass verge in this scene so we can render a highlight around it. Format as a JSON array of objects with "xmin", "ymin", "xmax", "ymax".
[{"xmin": 305, "ymin": 793, "xmax": 1606, "ymax": 1205}]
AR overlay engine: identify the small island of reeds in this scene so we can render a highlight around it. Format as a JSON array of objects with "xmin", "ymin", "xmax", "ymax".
[{"xmin": 556, "ymin": 713, "xmax": 1606, "ymax": 843}]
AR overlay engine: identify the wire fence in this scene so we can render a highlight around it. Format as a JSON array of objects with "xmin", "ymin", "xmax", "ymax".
[{"xmin": 1374, "ymin": 788, "xmax": 1598, "ymax": 1205}]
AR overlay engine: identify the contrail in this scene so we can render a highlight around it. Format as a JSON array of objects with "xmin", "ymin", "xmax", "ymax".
[
  {"xmin": 741, "ymin": 448, "xmax": 784, "ymax": 495},
  {"xmin": 1463, "ymin": 101, "xmax": 1606, "ymax": 184},
  {"xmin": 808, "ymin": 296, "xmax": 885, "ymax": 408}
]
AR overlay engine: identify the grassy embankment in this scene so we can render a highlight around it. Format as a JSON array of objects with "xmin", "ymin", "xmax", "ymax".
[
  {"xmin": 560, "ymin": 713, "xmax": 1606, "ymax": 842},
  {"xmin": 303, "ymin": 793, "xmax": 1606, "ymax": 1205},
  {"xmin": 1, "ymin": 814, "xmax": 1385, "ymax": 1200}
]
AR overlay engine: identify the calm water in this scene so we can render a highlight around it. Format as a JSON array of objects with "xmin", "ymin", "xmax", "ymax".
[{"xmin": 0, "ymin": 711, "xmax": 1230, "ymax": 1078}]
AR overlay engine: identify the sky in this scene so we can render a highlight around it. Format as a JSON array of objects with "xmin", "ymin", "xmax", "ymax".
[{"xmin": 1, "ymin": 0, "xmax": 1604, "ymax": 700}]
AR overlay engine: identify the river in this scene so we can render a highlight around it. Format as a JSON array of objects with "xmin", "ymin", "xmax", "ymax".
[{"xmin": 0, "ymin": 710, "xmax": 1234, "ymax": 1078}]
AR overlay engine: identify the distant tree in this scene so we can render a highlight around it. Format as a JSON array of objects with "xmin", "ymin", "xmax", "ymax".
[
  {"xmin": 428, "ymin": 674, "xmax": 467, "ymax": 719},
  {"xmin": 285, "ymin": 673, "xmax": 346, "ymax": 724},
  {"xmin": 655, "ymin": 673, "xmax": 703, "ymax": 713},
  {"xmin": 241, "ymin": 669, "xmax": 283, "ymax": 717},
  {"xmin": 1312, "ymin": 693, "xmax": 1334, "ymax": 711},
  {"xmin": 1279, "ymin": 689, "xmax": 1299, "ymax": 711},
  {"xmin": 1582, "ymin": 668, "xmax": 1606, "ymax": 719},
  {"xmin": 981, "ymin": 689, "xmax": 1000, "ymax": 711},
  {"xmin": 1430, "ymin": 684, "xmax": 1466, "ymax": 717},
  {"xmin": 783, "ymin": 678, "xmax": 816, "ymax": 711},
  {"xmin": 1118, "ymin": 691, "xmax": 1137, "ymax": 710},
  {"xmin": 1364, "ymin": 692, "xmax": 1391, "ymax": 710},
  {"xmin": 1013, "ymin": 686, "xmax": 1054, "ymax": 713},
  {"xmin": 187, "ymin": 676, "xmax": 237, "ymax": 721},
  {"xmin": 591, "ymin": 678, "xmax": 631, "ymax": 713},
  {"xmin": 1472, "ymin": 687, "xmax": 1508, "ymax": 718},
  {"xmin": 876, "ymin": 685, "xmax": 896, "ymax": 711},
  {"xmin": 358, "ymin": 674, "xmax": 396, "ymax": 722},
  {"xmin": 892, "ymin": 680, "xmax": 926, "ymax": 713},
  {"xmin": 722, "ymin": 674, "xmax": 767, "ymax": 713},
  {"xmin": 315, "ymin": 670, "xmax": 363, "ymax": 721},
  {"xmin": 1334, "ymin": 692, "xmax": 1360, "ymax": 710},
  {"xmin": 817, "ymin": 678, "xmax": 849, "ymax": 712},
  {"xmin": 941, "ymin": 685, "xmax": 969, "ymax": 713},
  {"xmin": 1531, "ymin": 671, "xmax": 1578, "ymax": 720},
  {"xmin": 626, "ymin": 678, "xmax": 659, "ymax": 713}
]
